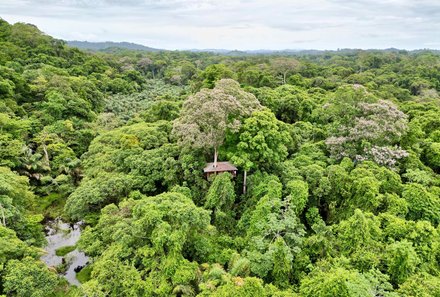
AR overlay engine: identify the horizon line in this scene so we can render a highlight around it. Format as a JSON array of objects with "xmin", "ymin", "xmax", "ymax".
[{"xmin": 66, "ymin": 40, "xmax": 440, "ymax": 52}]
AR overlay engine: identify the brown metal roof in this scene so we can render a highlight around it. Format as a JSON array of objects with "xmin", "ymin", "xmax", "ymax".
[{"xmin": 204, "ymin": 161, "xmax": 238, "ymax": 173}]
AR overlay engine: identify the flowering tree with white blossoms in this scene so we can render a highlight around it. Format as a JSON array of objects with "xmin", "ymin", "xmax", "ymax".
[{"xmin": 325, "ymin": 88, "xmax": 409, "ymax": 168}]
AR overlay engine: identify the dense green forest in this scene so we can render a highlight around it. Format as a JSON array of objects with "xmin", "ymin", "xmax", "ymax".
[{"xmin": 1, "ymin": 19, "xmax": 440, "ymax": 297}]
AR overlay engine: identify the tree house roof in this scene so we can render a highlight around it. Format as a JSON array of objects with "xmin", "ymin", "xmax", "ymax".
[{"xmin": 203, "ymin": 161, "xmax": 238, "ymax": 173}]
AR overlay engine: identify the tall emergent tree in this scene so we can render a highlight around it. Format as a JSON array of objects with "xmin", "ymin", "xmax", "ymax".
[
  {"xmin": 173, "ymin": 79, "xmax": 261, "ymax": 167},
  {"xmin": 271, "ymin": 57, "xmax": 300, "ymax": 85}
]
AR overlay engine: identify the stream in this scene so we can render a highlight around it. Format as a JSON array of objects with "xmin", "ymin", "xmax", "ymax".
[{"xmin": 40, "ymin": 219, "xmax": 89, "ymax": 286}]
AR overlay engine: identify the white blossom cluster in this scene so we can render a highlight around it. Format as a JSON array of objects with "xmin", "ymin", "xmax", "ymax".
[{"xmin": 354, "ymin": 145, "xmax": 409, "ymax": 168}]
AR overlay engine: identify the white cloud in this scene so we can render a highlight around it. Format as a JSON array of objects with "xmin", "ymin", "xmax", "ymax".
[{"xmin": 0, "ymin": 0, "xmax": 439, "ymax": 50}]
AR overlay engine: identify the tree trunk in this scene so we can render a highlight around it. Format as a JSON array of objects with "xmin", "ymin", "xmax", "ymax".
[
  {"xmin": 0, "ymin": 203, "xmax": 5, "ymax": 227},
  {"xmin": 243, "ymin": 170, "xmax": 247, "ymax": 194},
  {"xmin": 42, "ymin": 143, "xmax": 50, "ymax": 169},
  {"xmin": 213, "ymin": 147, "xmax": 218, "ymax": 167}
]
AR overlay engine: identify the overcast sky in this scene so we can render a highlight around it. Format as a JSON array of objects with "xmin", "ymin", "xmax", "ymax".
[{"xmin": 1, "ymin": 0, "xmax": 440, "ymax": 50}]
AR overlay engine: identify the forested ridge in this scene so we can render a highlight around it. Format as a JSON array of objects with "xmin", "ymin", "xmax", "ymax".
[{"xmin": 1, "ymin": 19, "xmax": 440, "ymax": 297}]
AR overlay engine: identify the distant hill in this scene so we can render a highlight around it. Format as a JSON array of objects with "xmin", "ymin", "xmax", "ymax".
[
  {"xmin": 184, "ymin": 48, "xmax": 420, "ymax": 56},
  {"xmin": 67, "ymin": 41, "xmax": 162, "ymax": 52},
  {"xmin": 66, "ymin": 41, "xmax": 440, "ymax": 56}
]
